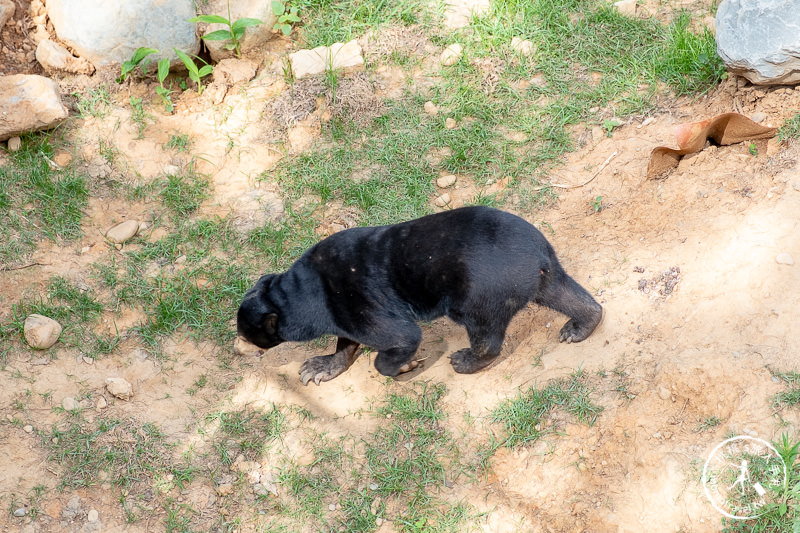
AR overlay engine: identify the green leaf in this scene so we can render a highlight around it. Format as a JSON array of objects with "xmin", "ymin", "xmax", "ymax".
[
  {"xmin": 281, "ymin": 24, "xmax": 292, "ymax": 36},
  {"xmin": 781, "ymin": 501, "xmax": 788, "ymax": 515},
  {"xmin": 173, "ymin": 48, "xmax": 198, "ymax": 76},
  {"xmin": 131, "ymin": 47, "xmax": 160, "ymax": 64},
  {"xmin": 793, "ymin": 513, "xmax": 800, "ymax": 533},
  {"xmin": 157, "ymin": 58, "xmax": 170, "ymax": 84},
  {"xmin": 231, "ymin": 18, "xmax": 263, "ymax": 32},
  {"xmin": 271, "ymin": 1, "xmax": 286, "ymax": 16},
  {"xmin": 232, "ymin": 27, "xmax": 246, "ymax": 41},
  {"xmin": 189, "ymin": 15, "xmax": 230, "ymax": 25},
  {"xmin": 198, "ymin": 65, "xmax": 214, "ymax": 78},
  {"xmin": 200, "ymin": 29, "xmax": 233, "ymax": 41}
]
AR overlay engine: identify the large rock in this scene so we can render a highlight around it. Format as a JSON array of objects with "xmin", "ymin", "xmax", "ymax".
[
  {"xmin": 46, "ymin": 0, "xmax": 200, "ymax": 68},
  {"xmin": 716, "ymin": 0, "xmax": 800, "ymax": 85},
  {"xmin": 0, "ymin": 0, "xmax": 14, "ymax": 30},
  {"xmin": 0, "ymin": 75, "xmax": 69, "ymax": 141},
  {"xmin": 24, "ymin": 314, "xmax": 62, "ymax": 349},
  {"xmin": 199, "ymin": 0, "xmax": 277, "ymax": 62},
  {"xmin": 36, "ymin": 39, "xmax": 95, "ymax": 75},
  {"xmin": 289, "ymin": 40, "xmax": 364, "ymax": 79}
]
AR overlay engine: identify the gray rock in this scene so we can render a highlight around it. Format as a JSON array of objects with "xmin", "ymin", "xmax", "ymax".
[
  {"xmin": 0, "ymin": 0, "xmax": 14, "ymax": 30},
  {"xmin": 24, "ymin": 314, "xmax": 62, "ymax": 349},
  {"xmin": 716, "ymin": 0, "xmax": 800, "ymax": 85},
  {"xmin": 46, "ymin": 0, "xmax": 199, "ymax": 68},
  {"xmin": 105, "ymin": 377, "xmax": 133, "ymax": 400},
  {"xmin": 0, "ymin": 75, "xmax": 69, "ymax": 141},
  {"xmin": 13, "ymin": 507, "xmax": 26, "ymax": 517},
  {"xmin": 200, "ymin": 0, "xmax": 276, "ymax": 62},
  {"xmin": 7, "ymin": 136, "xmax": 21, "ymax": 151},
  {"xmin": 36, "ymin": 39, "xmax": 95, "ymax": 75}
]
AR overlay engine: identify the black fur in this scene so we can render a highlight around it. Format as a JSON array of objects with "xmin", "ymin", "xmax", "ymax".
[{"xmin": 237, "ymin": 206, "xmax": 602, "ymax": 384}]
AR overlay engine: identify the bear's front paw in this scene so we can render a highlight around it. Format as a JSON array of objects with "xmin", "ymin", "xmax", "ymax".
[
  {"xmin": 449, "ymin": 348, "xmax": 494, "ymax": 374},
  {"xmin": 299, "ymin": 355, "xmax": 348, "ymax": 386}
]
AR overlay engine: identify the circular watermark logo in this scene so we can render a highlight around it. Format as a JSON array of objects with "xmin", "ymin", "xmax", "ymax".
[{"xmin": 702, "ymin": 435, "xmax": 787, "ymax": 520}]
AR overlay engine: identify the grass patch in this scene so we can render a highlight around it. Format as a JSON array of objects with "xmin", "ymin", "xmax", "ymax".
[
  {"xmin": 489, "ymin": 370, "xmax": 603, "ymax": 449},
  {"xmin": 771, "ymin": 370, "xmax": 800, "ymax": 410},
  {"xmin": 0, "ymin": 134, "xmax": 88, "ymax": 268},
  {"xmin": 778, "ymin": 113, "xmax": 800, "ymax": 142},
  {"xmin": 206, "ymin": 405, "xmax": 287, "ymax": 464}
]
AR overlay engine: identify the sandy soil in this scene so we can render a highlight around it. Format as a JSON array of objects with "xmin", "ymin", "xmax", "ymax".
[{"xmin": 2, "ymin": 2, "xmax": 800, "ymax": 532}]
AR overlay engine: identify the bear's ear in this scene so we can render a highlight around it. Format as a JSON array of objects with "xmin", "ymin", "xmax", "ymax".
[{"xmin": 264, "ymin": 313, "xmax": 278, "ymax": 335}]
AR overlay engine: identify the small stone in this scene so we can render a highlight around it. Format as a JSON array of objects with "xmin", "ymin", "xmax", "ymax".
[
  {"xmin": 657, "ymin": 386, "xmax": 671, "ymax": 400},
  {"xmin": 369, "ymin": 483, "xmax": 379, "ymax": 490},
  {"xmin": 445, "ymin": 117, "xmax": 457, "ymax": 129},
  {"xmin": 24, "ymin": 314, "xmax": 62, "ymax": 349},
  {"xmin": 750, "ymin": 112, "xmax": 767, "ymax": 124},
  {"xmin": 216, "ymin": 483, "xmax": 234, "ymax": 496},
  {"xmin": 23, "ymin": 424, "xmax": 33, "ymax": 433},
  {"xmin": 329, "ymin": 503, "xmax": 336, "ymax": 511},
  {"xmin": 437, "ymin": 175, "xmax": 457, "ymax": 188},
  {"xmin": 14, "ymin": 507, "xmax": 26, "ymax": 517},
  {"xmin": 423, "ymin": 101, "xmax": 438, "ymax": 115},
  {"xmin": 434, "ymin": 193, "xmax": 451, "ymax": 207},
  {"xmin": 62, "ymin": 396, "xmax": 77, "ymax": 411},
  {"xmin": 87, "ymin": 509, "xmax": 98, "ymax": 522},
  {"xmin": 80, "ymin": 245, "xmax": 91, "ymax": 254},
  {"xmin": 105, "ymin": 220, "xmax": 139, "ymax": 244},
  {"xmin": 510, "ymin": 37, "xmax": 534, "ymax": 56},
  {"xmin": 440, "ymin": 43, "xmax": 463, "ymax": 66},
  {"xmin": 83, "ymin": 356, "xmax": 94, "ymax": 364},
  {"xmin": 376, "ymin": 517, "xmax": 383, "ymax": 526},
  {"xmin": 53, "ymin": 150, "xmax": 72, "ymax": 167},
  {"xmin": 614, "ymin": 0, "xmax": 636, "ymax": 16},
  {"xmin": 793, "ymin": 182, "xmax": 800, "ymax": 192},
  {"xmin": 105, "ymin": 377, "xmax": 133, "ymax": 400},
  {"xmin": 7, "ymin": 136, "xmax": 21, "ymax": 151},
  {"xmin": 776, "ymin": 253, "xmax": 794, "ymax": 265},
  {"xmin": 96, "ymin": 396, "xmax": 107, "ymax": 410}
]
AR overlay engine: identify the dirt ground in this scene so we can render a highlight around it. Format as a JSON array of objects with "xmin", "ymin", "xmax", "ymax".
[{"xmin": 3, "ymin": 1, "xmax": 800, "ymax": 532}]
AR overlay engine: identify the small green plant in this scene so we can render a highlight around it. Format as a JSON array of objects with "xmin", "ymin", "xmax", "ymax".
[
  {"xmin": 155, "ymin": 58, "xmax": 174, "ymax": 113},
  {"xmin": 173, "ymin": 49, "xmax": 213, "ymax": 95},
  {"xmin": 165, "ymin": 133, "xmax": 191, "ymax": 153},
  {"xmin": 694, "ymin": 415, "xmax": 722, "ymax": 432},
  {"xmin": 272, "ymin": 1, "xmax": 301, "ymax": 36},
  {"xmin": 748, "ymin": 142, "xmax": 758, "ymax": 156},
  {"xmin": 778, "ymin": 113, "xmax": 800, "ymax": 142},
  {"xmin": 190, "ymin": 1, "xmax": 263, "ymax": 58},
  {"xmin": 603, "ymin": 119, "xmax": 621, "ymax": 137},
  {"xmin": 118, "ymin": 47, "xmax": 159, "ymax": 83},
  {"xmin": 129, "ymin": 96, "xmax": 150, "ymax": 139},
  {"xmin": 591, "ymin": 195, "xmax": 604, "ymax": 213}
]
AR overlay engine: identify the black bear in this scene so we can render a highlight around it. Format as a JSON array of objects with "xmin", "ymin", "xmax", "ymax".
[{"xmin": 237, "ymin": 206, "xmax": 602, "ymax": 385}]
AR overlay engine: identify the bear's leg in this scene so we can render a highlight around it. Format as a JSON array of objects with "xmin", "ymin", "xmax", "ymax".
[
  {"xmin": 535, "ymin": 271, "xmax": 603, "ymax": 343},
  {"xmin": 449, "ymin": 315, "xmax": 510, "ymax": 374},
  {"xmin": 299, "ymin": 337, "xmax": 361, "ymax": 386},
  {"xmin": 373, "ymin": 323, "xmax": 423, "ymax": 377}
]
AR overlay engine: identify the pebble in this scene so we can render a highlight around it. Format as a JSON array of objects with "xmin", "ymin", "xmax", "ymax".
[
  {"xmin": 376, "ymin": 517, "xmax": 383, "ymax": 526},
  {"xmin": 7, "ymin": 136, "xmax": 21, "ymax": 152},
  {"xmin": 62, "ymin": 396, "xmax": 77, "ymax": 411},
  {"xmin": 510, "ymin": 36, "xmax": 534, "ymax": 56},
  {"xmin": 83, "ymin": 356, "xmax": 94, "ymax": 364},
  {"xmin": 434, "ymin": 193, "xmax": 451, "ymax": 207},
  {"xmin": 24, "ymin": 314, "xmax": 62, "ymax": 349},
  {"xmin": 440, "ymin": 43, "xmax": 463, "ymax": 66},
  {"xmin": 776, "ymin": 253, "xmax": 794, "ymax": 265},
  {"xmin": 13, "ymin": 507, "xmax": 26, "ymax": 517},
  {"xmin": 437, "ymin": 175, "xmax": 457, "ymax": 188},
  {"xmin": 793, "ymin": 182, "xmax": 800, "ymax": 192},
  {"xmin": 613, "ymin": 0, "xmax": 636, "ymax": 15},
  {"xmin": 369, "ymin": 483, "xmax": 379, "ymax": 490},
  {"xmin": 105, "ymin": 377, "xmax": 133, "ymax": 400},
  {"xmin": 88, "ymin": 509, "xmax": 98, "ymax": 522},
  {"xmin": 105, "ymin": 220, "xmax": 140, "ymax": 244},
  {"xmin": 23, "ymin": 424, "xmax": 33, "ymax": 433},
  {"xmin": 657, "ymin": 386, "xmax": 671, "ymax": 401},
  {"xmin": 96, "ymin": 396, "xmax": 107, "ymax": 410},
  {"xmin": 329, "ymin": 503, "xmax": 336, "ymax": 511},
  {"xmin": 750, "ymin": 112, "xmax": 766, "ymax": 124},
  {"xmin": 53, "ymin": 150, "xmax": 72, "ymax": 167},
  {"xmin": 445, "ymin": 117, "xmax": 457, "ymax": 129},
  {"xmin": 216, "ymin": 483, "xmax": 234, "ymax": 496},
  {"xmin": 423, "ymin": 101, "xmax": 438, "ymax": 115}
]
